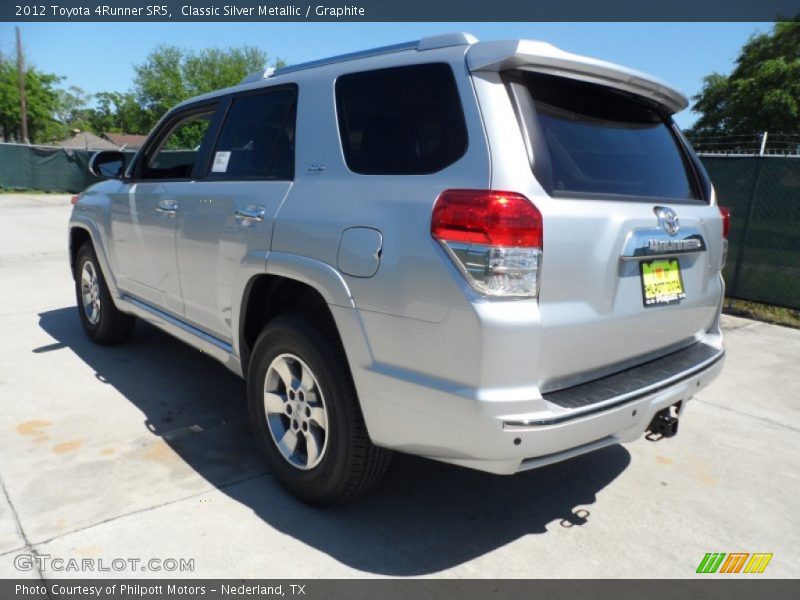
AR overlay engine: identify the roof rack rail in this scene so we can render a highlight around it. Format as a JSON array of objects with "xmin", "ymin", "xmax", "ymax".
[{"xmin": 239, "ymin": 32, "xmax": 478, "ymax": 84}]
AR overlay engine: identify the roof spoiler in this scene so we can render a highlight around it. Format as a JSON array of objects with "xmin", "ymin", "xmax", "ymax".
[
  {"xmin": 239, "ymin": 32, "xmax": 478, "ymax": 85},
  {"xmin": 466, "ymin": 40, "xmax": 688, "ymax": 114}
]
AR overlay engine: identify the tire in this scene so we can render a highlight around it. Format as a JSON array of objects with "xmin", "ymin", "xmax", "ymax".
[
  {"xmin": 74, "ymin": 243, "xmax": 135, "ymax": 344},
  {"xmin": 248, "ymin": 312, "xmax": 390, "ymax": 505}
]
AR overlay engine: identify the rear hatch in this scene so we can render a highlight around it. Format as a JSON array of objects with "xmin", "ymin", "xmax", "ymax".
[{"xmin": 468, "ymin": 41, "xmax": 725, "ymax": 391}]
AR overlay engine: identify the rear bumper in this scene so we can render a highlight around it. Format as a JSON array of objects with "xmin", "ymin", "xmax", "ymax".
[{"xmin": 354, "ymin": 336, "xmax": 724, "ymax": 475}]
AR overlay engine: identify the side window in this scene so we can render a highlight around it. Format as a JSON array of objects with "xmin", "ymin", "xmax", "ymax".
[
  {"xmin": 207, "ymin": 87, "xmax": 296, "ymax": 180},
  {"xmin": 335, "ymin": 63, "xmax": 468, "ymax": 175},
  {"xmin": 142, "ymin": 110, "xmax": 215, "ymax": 180}
]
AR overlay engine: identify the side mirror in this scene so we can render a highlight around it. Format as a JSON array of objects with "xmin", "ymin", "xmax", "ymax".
[{"xmin": 89, "ymin": 151, "xmax": 128, "ymax": 179}]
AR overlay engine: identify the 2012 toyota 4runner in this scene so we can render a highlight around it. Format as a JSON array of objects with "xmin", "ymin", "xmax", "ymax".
[{"xmin": 69, "ymin": 33, "xmax": 727, "ymax": 505}]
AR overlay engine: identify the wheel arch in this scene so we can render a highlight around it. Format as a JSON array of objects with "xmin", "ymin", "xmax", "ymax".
[
  {"xmin": 68, "ymin": 220, "xmax": 119, "ymax": 298},
  {"xmin": 69, "ymin": 225, "xmax": 93, "ymax": 273},
  {"xmin": 238, "ymin": 253, "xmax": 357, "ymax": 376}
]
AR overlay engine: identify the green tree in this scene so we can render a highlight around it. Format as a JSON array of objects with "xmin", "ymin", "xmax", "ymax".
[
  {"xmin": 55, "ymin": 85, "xmax": 93, "ymax": 133},
  {"xmin": 131, "ymin": 45, "xmax": 285, "ymax": 131},
  {"xmin": 0, "ymin": 57, "xmax": 63, "ymax": 143},
  {"xmin": 87, "ymin": 91, "xmax": 149, "ymax": 134},
  {"xmin": 690, "ymin": 22, "xmax": 800, "ymax": 136}
]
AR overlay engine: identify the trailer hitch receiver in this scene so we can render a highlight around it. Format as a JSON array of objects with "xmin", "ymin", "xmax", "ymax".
[{"xmin": 646, "ymin": 406, "xmax": 680, "ymax": 441}]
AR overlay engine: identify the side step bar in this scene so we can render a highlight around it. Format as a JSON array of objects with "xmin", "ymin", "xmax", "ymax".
[{"xmin": 117, "ymin": 294, "xmax": 242, "ymax": 376}]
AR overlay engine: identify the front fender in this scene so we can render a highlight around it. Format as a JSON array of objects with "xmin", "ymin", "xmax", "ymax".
[{"xmin": 69, "ymin": 212, "xmax": 120, "ymax": 299}]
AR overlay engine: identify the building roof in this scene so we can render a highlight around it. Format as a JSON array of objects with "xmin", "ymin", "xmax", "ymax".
[
  {"xmin": 58, "ymin": 132, "xmax": 120, "ymax": 151},
  {"xmin": 103, "ymin": 133, "xmax": 147, "ymax": 150}
]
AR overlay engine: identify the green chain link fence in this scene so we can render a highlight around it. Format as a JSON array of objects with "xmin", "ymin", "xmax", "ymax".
[
  {"xmin": 0, "ymin": 143, "xmax": 102, "ymax": 193},
  {"xmin": 703, "ymin": 157, "xmax": 800, "ymax": 310},
  {"xmin": 1, "ymin": 143, "xmax": 798, "ymax": 309}
]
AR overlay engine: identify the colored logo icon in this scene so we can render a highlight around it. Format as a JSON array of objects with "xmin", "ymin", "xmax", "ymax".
[{"xmin": 696, "ymin": 552, "xmax": 773, "ymax": 574}]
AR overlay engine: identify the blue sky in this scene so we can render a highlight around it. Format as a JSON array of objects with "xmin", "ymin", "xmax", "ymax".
[{"xmin": 1, "ymin": 22, "xmax": 770, "ymax": 128}]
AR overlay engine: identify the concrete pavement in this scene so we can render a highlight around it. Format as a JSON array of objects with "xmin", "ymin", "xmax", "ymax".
[{"xmin": 0, "ymin": 193, "xmax": 798, "ymax": 579}]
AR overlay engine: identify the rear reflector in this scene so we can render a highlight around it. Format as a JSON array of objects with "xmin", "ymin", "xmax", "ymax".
[{"xmin": 431, "ymin": 190, "xmax": 543, "ymax": 297}]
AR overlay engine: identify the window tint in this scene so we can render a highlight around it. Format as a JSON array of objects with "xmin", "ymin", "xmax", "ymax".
[
  {"xmin": 208, "ymin": 88, "xmax": 296, "ymax": 180},
  {"xmin": 518, "ymin": 72, "xmax": 700, "ymax": 200},
  {"xmin": 336, "ymin": 63, "xmax": 467, "ymax": 175},
  {"xmin": 143, "ymin": 111, "xmax": 214, "ymax": 180}
]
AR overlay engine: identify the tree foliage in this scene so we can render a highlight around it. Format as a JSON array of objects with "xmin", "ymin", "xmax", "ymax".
[
  {"xmin": 690, "ymin": 22, "xmax": 800, "ymax": 135},
  {"xmin": 0, "ymin": 57, "xmax": 64, "ymax": 143},
  {"xmin": 55, "ymin": 85, "xmax": 93, "ymax": 133},
  {"xmin": 131, "ymin": 45, "xmax": 284, "ymax": 132},
  {"xmin": 0, "ymin": 43, "xmax": 284, "ymax": 143},
  {"xmin": 87, "ymin": 91, "xmax": 149, "ymax": 135}
]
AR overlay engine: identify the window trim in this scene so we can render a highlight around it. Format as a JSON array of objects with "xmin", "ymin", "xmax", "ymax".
[
  {"xmin": 502, "ymin": 70, "xmax": 711, "ymax": 205},
  {"xmin": 334, "ymin": 62, "xmax": 469, "ymax": 176},
  {"xmin": 197, "ymin": 83, "xmax": 299, "ymax": 183},
  {"xmin": 128, "ymin": 100, "xmax": 223, "ymax": 183}
]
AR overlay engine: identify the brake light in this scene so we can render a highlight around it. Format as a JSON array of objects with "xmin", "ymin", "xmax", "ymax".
[
  {"xmin": 718, "ymin": 205, "xmax": 731, "ymax": 238},
  {"xmin": 431, "ymin": 190, "xmax": 543, "ymax": 297},
  {"xmin": 70, "ymin": 195, "xmax": 79, "ymax": 205}
]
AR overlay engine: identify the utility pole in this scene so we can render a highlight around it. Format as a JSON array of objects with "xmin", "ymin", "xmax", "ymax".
[{"xmin": 16, "ymin": 26, "xmax": 29, "ymax": 144}]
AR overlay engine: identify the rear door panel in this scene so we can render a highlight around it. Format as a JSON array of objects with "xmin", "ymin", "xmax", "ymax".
[{"xmin": 175, "ymin": 85, "xmax": 297, "ymax": 341}]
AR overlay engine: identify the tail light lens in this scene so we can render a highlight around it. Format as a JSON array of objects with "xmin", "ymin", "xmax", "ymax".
[
  {"xmin": 70, "ymin": 195, "xmax": 79, "ymax": 205},
  {"xmin": 431, "ymin": 190, "xmax": 543, "ymax": 297},
  {"xmin": 718, "ymin": 205, "xmax": 731, "ymax": 239},
  {"xmin": 718, "ymin": 205, "xmax": 730, "ymax": 269}
]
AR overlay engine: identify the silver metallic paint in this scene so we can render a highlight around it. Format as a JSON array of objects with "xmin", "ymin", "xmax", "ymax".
[{"xmin": 69, "ymin": 38, "xmax": 725, "ymax": 475}]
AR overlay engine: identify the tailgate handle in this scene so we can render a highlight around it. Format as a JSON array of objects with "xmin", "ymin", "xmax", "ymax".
[{"xmin": 620, "ymin": 227, "xmax": 707, "ymax": 261}]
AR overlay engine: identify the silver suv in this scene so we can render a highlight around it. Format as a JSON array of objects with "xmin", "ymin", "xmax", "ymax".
[{"xmin": 69, "ymin": 33, "xmax": 727, "ymax": 505}]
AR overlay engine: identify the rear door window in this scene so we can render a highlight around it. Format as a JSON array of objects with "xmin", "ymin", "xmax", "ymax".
[
  {"xmin": 335, "ymin": 63, "xmax": 468, "ymax": 175},
  {"xmin": 207, "ymin": 86, "xmax": 297, "ymax": 180},
  {"xmin": 513, "ymin": 71, "xmax": 701, "ymax": 201}
]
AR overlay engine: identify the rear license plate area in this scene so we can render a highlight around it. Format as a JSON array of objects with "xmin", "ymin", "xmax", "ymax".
[{"xmin": 640, "ymin": 257, "xmax": 685, "ymax": 307}]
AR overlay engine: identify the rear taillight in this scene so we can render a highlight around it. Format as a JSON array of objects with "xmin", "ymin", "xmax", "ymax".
[
  {"xmin": 718, "ymin": 205, "xmax": 731, "ymax": 238},
  {"xmin": 70, "ymin": 195, "xmax": 79, "ymax": 205},
  {"xmin": 718, "ymin": 205, "xmax": 731, "ymax": 269},
  {"xmin": 431, "ymin": 190, "xmax": 543, "ymax": 298}
]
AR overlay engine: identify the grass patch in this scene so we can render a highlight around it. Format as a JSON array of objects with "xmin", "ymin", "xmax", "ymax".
[{"xmin": 724, "ymin": 298, "xmax": 800, "ymax": 329}]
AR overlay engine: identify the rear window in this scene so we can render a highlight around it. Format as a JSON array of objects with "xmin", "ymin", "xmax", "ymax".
[
  {"xmin": 514, "ymin": 72, "xmax": 700, "ymax": 201},
  {"xmin": 335, "ymin": 63, "xmax": 468, "ymax": 175}
]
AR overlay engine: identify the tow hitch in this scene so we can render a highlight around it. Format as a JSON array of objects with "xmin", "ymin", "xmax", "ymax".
[{"xmin": 646, "ymin": 405, "xmax": 680, "ymax": 441}]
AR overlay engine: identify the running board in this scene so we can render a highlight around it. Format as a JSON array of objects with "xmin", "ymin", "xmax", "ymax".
[{"xmin": 118, "ymin": 294, "xmax": 241, "ymax": 376}]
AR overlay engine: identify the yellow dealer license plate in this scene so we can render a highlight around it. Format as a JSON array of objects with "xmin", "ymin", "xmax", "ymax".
[{"xmin": 640, "ymin": 258, "xmax": 686, "ymax": 307}]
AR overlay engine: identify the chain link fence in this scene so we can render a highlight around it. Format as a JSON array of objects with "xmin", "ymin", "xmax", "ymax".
[
  {"xmin": 0, "ymin": 143, "xmax": 103, "ymax": 193},
  {"xmin": 689, "ymin": 132, "xmax": 800, "ymax": 157},
  {"xmin": 700, "ymin": 156, "xmax": 800, "ymax": 310}
]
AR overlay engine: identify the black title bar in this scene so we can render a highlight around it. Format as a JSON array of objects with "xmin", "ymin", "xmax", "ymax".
[
  {"xmin": 3, "ymin": 0, "xmax": 800, "ymax": 22},
  {"xmin": 4, "ymin": 579, "xmax": 800, "ymax": 600}
]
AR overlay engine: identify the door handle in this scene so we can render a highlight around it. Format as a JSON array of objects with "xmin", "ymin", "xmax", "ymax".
[
  {"xmin": 234, "ymin": 206, "xmax": 266, "ymax": 223},
  {"xmin": 156, "ymin": 199, "xmax": 178, "ymax": 216}
]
